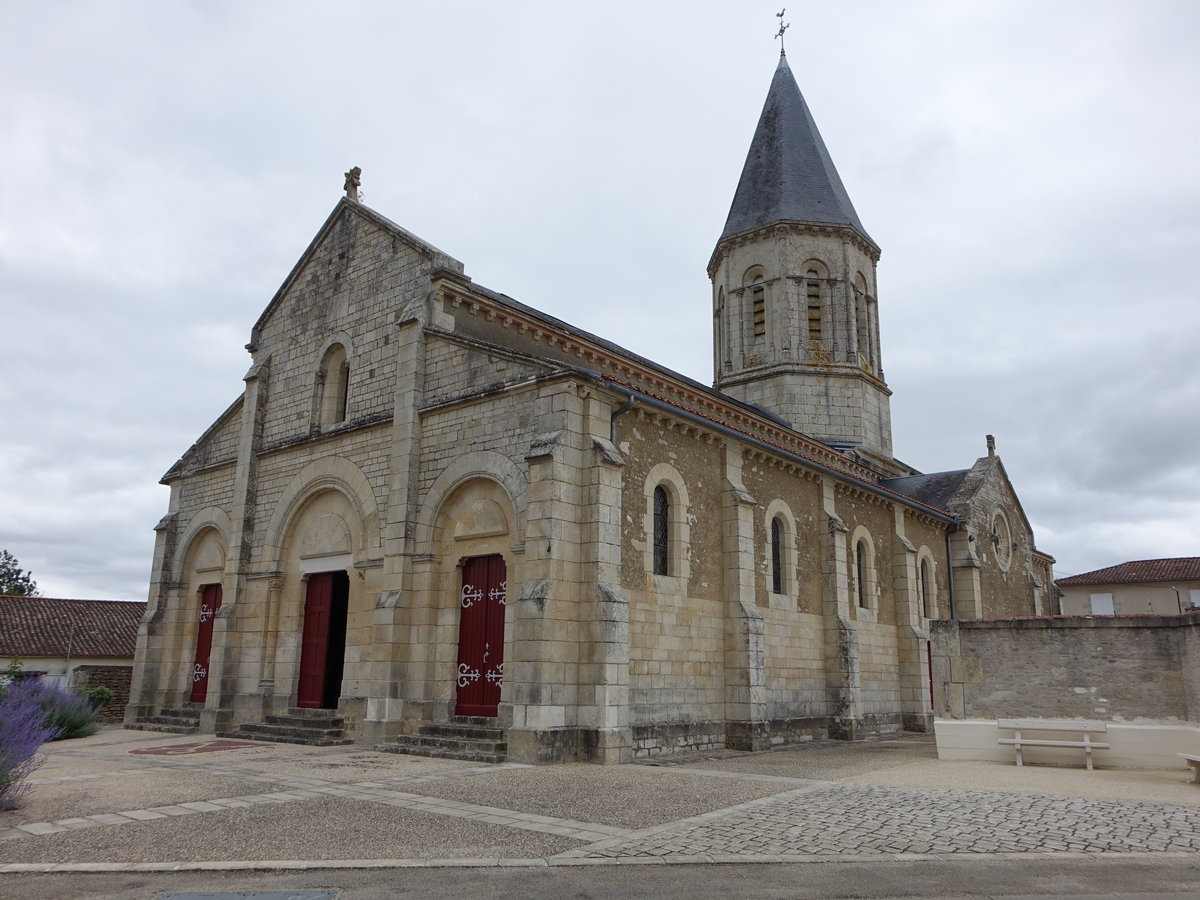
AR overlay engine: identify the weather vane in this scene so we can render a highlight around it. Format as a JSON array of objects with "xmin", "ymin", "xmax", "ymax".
[{"xmin": 775, "ymin": 8, "xmax": 789, "ymax": 54}]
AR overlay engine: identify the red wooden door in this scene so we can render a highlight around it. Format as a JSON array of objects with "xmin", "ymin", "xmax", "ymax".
[
  {"xmin": 189, "ymin": 584, "xmax": 223, "ymax": 703},
  {"xmin": 297, "ymin": 573, "xmax": 333, "ymax": 709},
  {"xmin": 455, "ymin": 555, "xmax": 506, "ymax": 717}
]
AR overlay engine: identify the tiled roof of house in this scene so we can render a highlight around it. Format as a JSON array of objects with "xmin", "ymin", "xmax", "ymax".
[
  {"xmin": 0, "ymin": 596, "xmax": 145, "ymax": 659},
  {"xmin": 1056, "ymin": 558, "xmax": 1200, "ymax": 588}
]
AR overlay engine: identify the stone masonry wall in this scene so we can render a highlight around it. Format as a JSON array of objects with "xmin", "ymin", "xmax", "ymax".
[
  {"xmin": 71, "ymin": 664, "xmax": 134, "ymax": 724},
  {"xmin": 930, "ymin": 614, "xmax": 1200, "ymax": 723}
]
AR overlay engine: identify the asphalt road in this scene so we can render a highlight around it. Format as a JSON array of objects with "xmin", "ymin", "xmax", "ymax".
[{"xmin": 5, "ymin": 856, "xmax": 1200, "ymax": 900}]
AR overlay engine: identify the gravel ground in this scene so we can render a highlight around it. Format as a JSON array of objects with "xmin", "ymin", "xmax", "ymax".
[
  {"xmin": 671, "ymin": 738, "xmax": 1200, "ymax": 806},
  {"xmin": 0, "ymin": 797, "xmax": 583, "ymax": 864},
  {"xmin": 402, "ymin": 763, "xmax": 788, "ymax": 828},
  {"xmin": 230, "ymin": 750, "xmax": 473, "ymax": 783},
  {"xmin": 0, "ymin": 773, "xmax": 267, "ymax": 825}
]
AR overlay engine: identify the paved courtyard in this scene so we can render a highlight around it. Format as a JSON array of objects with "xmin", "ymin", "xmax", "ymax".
[{"xmin": 2, "ymin": 729, "xmax": 1198, "ymax": 876}]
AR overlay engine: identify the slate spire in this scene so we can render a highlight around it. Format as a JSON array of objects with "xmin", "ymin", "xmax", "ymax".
[{"xmin": 720, "ymin": 53, "xmax": 873, "ymax": 246}]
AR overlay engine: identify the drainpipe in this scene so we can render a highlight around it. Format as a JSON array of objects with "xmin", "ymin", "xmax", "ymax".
[{"xmin": 609, "ymin": 394, "xmax": 636, "ymax": 445}]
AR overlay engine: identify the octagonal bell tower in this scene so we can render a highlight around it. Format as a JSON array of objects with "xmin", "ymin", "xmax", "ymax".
[{"xmin": 710, "ymin": 52, "xmax": 893, "ymax": 466}]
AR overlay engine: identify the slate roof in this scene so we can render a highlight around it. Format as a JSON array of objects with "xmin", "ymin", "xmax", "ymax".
[
  {"xmin": 0, "ymin": 596, "xmax": 145, "ymax": 659},
  {"xmin": 720, "ymin": 53, "xmax": 874, "ymax": 246},
  {"xmin": 881, "ymin": 470, "xmax": 970, "ymax": 512},
  {"xmin": 1056, "ymin": 558, "xmax": 1200, "ymax": 587}
]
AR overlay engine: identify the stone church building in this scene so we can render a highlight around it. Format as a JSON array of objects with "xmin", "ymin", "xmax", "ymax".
[{"xmin": 127, "ymin": 54, "xmax": 1055, "ymax": 763}]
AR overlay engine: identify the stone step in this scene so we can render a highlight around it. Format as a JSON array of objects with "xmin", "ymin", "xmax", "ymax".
[
  {"xmin": 446, "ymin": 715, "xmax": 502, "ymax": 729},
  {"xmin": 265, "ymin": 714, "xmax": 346, "ymax": 730},
  {"xmin": 157, "ymin": 706, "xmax": 202, "ymax": 719},
  {"xmin": 418, "ymin": 722, "xmax": 505, "ymax": 742},
  {"xmin": 232, "ymin": 722, "xmax": 347, "ymax": 740},
  {"xmin": 375, "ymin": 739, "xmax": 505, "ymax": 764},
  {"xmin": 139, "ymin": 720, "xmax": 201, "ymax": 734},
  {"xmin": 397, "ymin": 733, "xmax": 507, "ymax": 755},
  {"xmin": 216, "ymin": 728, "xmax": 353, "ymax": 747},
  {"xmin": 284, "ymin": 707, "xmax": 347, "ymax": 719},
  {"xmin": 126, "ymin": 721, "xmax": 199, "ymax": 735}
]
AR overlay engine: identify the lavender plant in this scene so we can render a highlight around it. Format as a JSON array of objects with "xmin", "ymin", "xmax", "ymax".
[
  {"xmin": 0, "ymin": 679, "xmax": 61, "ymax": 810},
  {"xmin": 27, "ymin": 681, "xmax": 100, "ymax": 741}
]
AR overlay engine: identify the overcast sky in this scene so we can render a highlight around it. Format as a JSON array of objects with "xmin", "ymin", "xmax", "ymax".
[{"xmin": 2, "ymin": 1, "xmax": 1197, "ymax": 601}]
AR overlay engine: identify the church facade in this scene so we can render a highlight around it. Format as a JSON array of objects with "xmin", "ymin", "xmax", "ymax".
[{"xmin": 126, "ymin": 55, "xmax": 1055, "ymax": 763}]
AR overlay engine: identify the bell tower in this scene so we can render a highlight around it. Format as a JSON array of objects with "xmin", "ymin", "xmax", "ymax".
[{"xmin": 710, "ymin": 53, "xmax": 893, "ymax": 465}]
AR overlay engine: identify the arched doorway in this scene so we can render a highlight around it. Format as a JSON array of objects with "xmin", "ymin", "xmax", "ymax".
[
  {"xmin": 297, "ymin": 570, "xmax": 350, "ymax": 709},
  {"xmin": 455, "ymin": 554, "xmax": 507, "ymax": 717},
  {"xmin": 188, "ymin": 583, "xmax": 223, "ymax": 703}
]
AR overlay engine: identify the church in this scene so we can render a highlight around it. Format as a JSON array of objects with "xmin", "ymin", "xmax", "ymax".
[{"xmin": 126, "ymin": 53, "xmax": 1055, "ymax": 763}]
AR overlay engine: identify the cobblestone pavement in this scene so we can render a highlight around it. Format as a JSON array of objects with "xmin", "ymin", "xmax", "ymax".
[
  {"xmin": 2, "ymin": 734, "xmax": 1199, "ymax": 873},
  {"xmin": 565, "ymin": 781, "xmax": 1200, "ymax": 859}
]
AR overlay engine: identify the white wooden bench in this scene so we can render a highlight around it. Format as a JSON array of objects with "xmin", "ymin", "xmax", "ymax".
[
  {"xmin": 1179, "ymin": 753, "xmax": 1200, "ymax": 783},
  {"xmin": 997, "ymin": 719, "xmax": 1109, "ymax": 770}
]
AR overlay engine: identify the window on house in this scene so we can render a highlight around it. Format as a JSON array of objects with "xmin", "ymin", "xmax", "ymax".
[
  {"xmin": 770, "ymin": 516, "xmax": 783, "ymax": 595},
  {"xmin": 1089, "ymin": 593, "xmax": 1114, "ymax": 616},
  {"xmin": 653, "ymin": 485, "xmax": 669, "ymax": 576}
]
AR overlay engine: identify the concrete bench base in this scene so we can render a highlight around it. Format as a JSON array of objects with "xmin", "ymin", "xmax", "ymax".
[{"xmin": 935, "ymin": 719, "xmax": 1200, "ymax": 771}]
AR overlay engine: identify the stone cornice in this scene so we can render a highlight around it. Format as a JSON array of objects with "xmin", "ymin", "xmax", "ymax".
[
  {"xmin": 708, "ymin": 221, "xmax": 881, "ymax": 277},
  {"xmin": 433, "ymin": 278, "xmax": 874, "ymax": 480}
]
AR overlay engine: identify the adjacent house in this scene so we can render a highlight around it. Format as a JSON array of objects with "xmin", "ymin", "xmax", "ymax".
[
  {"xmin": 1056, "ymin": 558, "xmax": 1200, "ymax": 617},
  {"xmin": 0, "ymin": 596, "xmax": 146, "ymax": 721}
]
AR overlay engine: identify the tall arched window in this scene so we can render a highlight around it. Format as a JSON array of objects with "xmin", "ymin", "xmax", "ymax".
[
  {"xmin": 653, "ymin": 485, "xmax": 669, "ymax": 576},
  {"xmin": 770, "ymin": 516, "xmax": 783, "ymax": 595},
  {"xmin": 920, "ymin": 557, "xmax": 935, "ymax": 618},
  {"xmin": 318, "ymin": 343, "xmax": 350, "ymax": 426},
  {"xmin": 803, "ymin": 262, "xmax": 828, "ymax": 362},
  {"xmin": 855, "ymin": 537, "xmax": 873, "ymax": 609},
  {"xmin": 743, "ymin": 266, "xmax": 767, "ymax": 342},
  {"xmin": 853, "ymin": 273, "xmax": 874, "ymax": 372}
]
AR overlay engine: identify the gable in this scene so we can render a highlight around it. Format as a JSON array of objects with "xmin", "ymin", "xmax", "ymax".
[
  {"xmin": 164, "ymin": 396, "xmax": 244, "ymax": 481},
  {"xmin": 247, "ymin": 202, "xmax": 467, "ymax": 450},
  {"xmin": 948, "ymin": 455, "xmax": 1037, "ymax": 548},
  {"xmin": 250, "ymin": 200, "xmax": 462, "ymax": 346}
]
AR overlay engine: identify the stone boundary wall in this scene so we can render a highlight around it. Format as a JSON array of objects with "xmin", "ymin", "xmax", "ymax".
[
  {"xmin": 71, "ymin": 664, "xmax": 134, "ymax": 724},
  {"xmin": 929, "ymin": 613, "xmax": 1200, "ymax": 723}
]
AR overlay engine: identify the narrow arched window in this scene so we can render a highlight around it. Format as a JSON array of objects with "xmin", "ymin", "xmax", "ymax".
[
  {"xmin": 853, "ymin": 273, "xmax": 873, "ymax": 372},
  {"xmin": 856, "ymin": 538, "xmax": 870, "ymax": 608},
  {"xmin": 806, "ymin": 269, "xmax": 822, "ymax": 344},
  {"xmin": 653, "ymin": 485, "xmax": 669, "ymax": 576},
  {"xmin": 318, "ymin": 343, "xmax": 350, "ymax": 426},
  {"xmin": 743, "ymin": 266, "xmax": 767, "ymax": 342},
  {"xmin": 920, "ymin": 557, "xmax": 935, "ymax": 618},
  {"xmin": 770, "ymin": 516, "xmax": 783, "ymax": 595}
]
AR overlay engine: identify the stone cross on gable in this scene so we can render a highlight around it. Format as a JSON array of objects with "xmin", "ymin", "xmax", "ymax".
[{"xmin": 344, "ymin": 166, "xmax": 362, "ymax": 201}]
